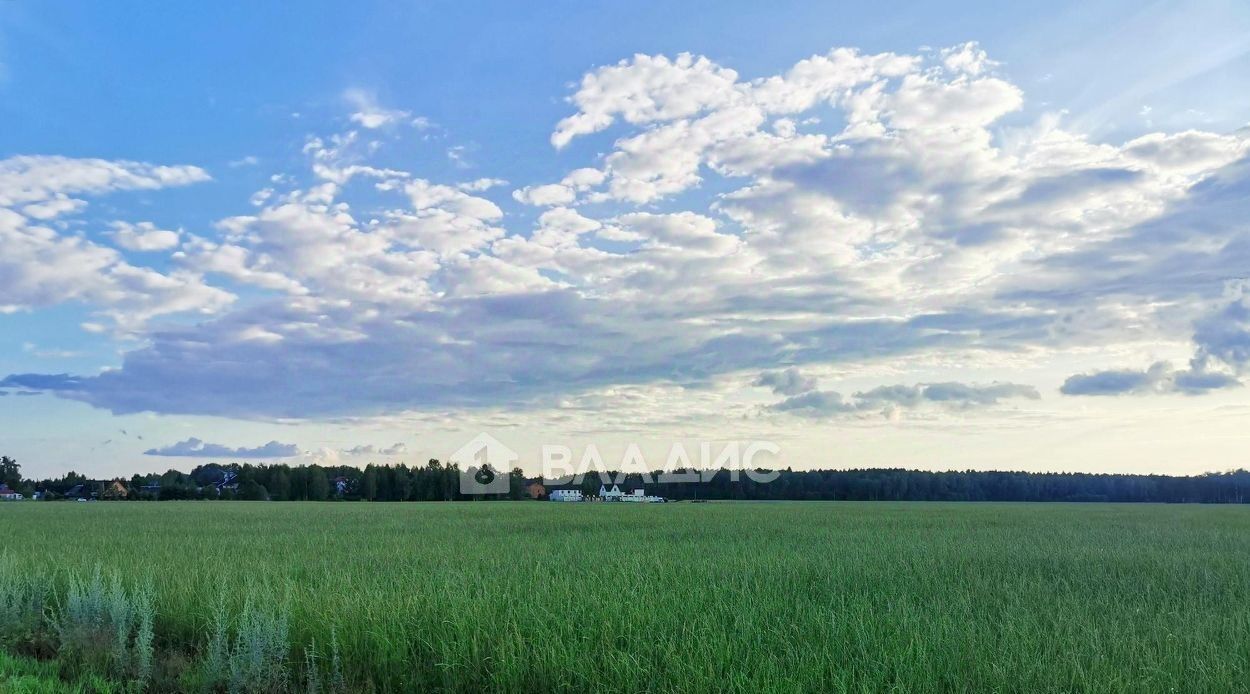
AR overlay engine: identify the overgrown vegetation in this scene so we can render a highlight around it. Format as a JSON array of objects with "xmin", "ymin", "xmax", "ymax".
[
  {"xmin": 1, "ymin": 501, "xmax": 1249, "ymax": 691},
  {"xmin": 0, "ymin": 554, "xmax": 53, "ymax": 657},
  {"xmin": 52, "ymin": 568, "xmax": 155, "ymax": 685}
]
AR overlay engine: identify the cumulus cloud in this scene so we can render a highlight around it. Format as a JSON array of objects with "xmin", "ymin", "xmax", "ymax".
[
  {"xmin": 0, "ymin": 155, "xmax": 210, "ymax": 207},
  {"xmin": 1189, "ymin": 284, "xmax": 1250, "ymax": 374},
  {"xmin": 511, "ymin": 168, "xmax": 606, "ymax": 206},
  {"xmin": 144, "ymin": 438, "xmax": 300, "ymax": 458},
  {"xmin": 1060, "ymin": 362, "xmax": 1239, "ymax": 396},
  {"xmin": 343, "ymin": 443, "xmax": 408, "ymax": 456},
  {"xmin": 458, "ymin": 178, "xmax": 508, "ymax": 192},
  {"xmin": 1061, "ymin": 284, "xmax": 1250, "ymax": 397},
  {"xmin": 772, "ymin": 381, "xmax": 1040, "ymax": 418},
  {"xmin": 108, "ymin": 221, "xmax": 182, "ymax": 251},
  {"xmin": 344, "ymin": 89, "xmax": 412, "ymax": 129},
  {"xmin": 753, "ymin": 368, "xmax": 818, "ymax": 396},
  {"xmin": 0, "ymin": 156, "xmax": 230, "ymax": 329},
  {"xmin": 552, "ymin": 53, "xmax": 741, "ymax": 148},
  {"xmin": 6, "ymin": 44, "xmax": 1249, "ymax": 422}
]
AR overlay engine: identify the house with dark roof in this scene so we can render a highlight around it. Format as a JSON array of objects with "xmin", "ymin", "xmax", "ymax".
[
  {"xmin": 101, "ymin": 480, "xmax": 129, "ymax": 500},
  {"xmin": 63, "ymin": 483, "xmax": 96, "ymax": 500}
]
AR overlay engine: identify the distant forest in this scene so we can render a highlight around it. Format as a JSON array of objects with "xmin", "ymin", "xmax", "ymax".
[{"xmin": 4, "ymin": 455, "xmax": 1250, "ymax": 503}]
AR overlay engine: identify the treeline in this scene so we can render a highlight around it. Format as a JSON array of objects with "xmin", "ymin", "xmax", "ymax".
[
  {"xmin": 624, "ymin": 468, "xmax": 1250, "ymax": 503},
  {"xmin": 20, "ymin": 460, "xmax": 529, "ymax": 502},
  {"xmin": 6, "ymin": 454, "xmax": 1250, "ymax": 503}
]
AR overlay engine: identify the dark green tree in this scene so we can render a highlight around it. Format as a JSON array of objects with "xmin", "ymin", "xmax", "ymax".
[
  {"xmin": 1, "ymin": 456, "xmax": 22, "ymax": 489},
  {"xmin": 238, "ymin": 479, "xmax": 268, "ymax": 501},
  {"xmin": 307, "ymin": 467, "xmax": 330, "ymax": 501},
  {"xmin": 362, "ymin": 466, "xmax": 378, "ymax": 501},
  {"xmin": 268, "ymin": 469, "xmax": 291, "ymax": 501}
]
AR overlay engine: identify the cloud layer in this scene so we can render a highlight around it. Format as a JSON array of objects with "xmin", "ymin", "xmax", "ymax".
[
  {"xmin": 144, "ymin": 438, "xmax": 300, "ymax": 458},
  {"xmin": 2, "ymin": 44, "xmax": 1248, "ymax": 423},
  {"xmin": 768, "ymin": 376, "xmax": 1040, "ymax": 418}
]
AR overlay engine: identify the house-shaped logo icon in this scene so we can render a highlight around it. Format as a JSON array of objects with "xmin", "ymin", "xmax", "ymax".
[{"xmin": 451, "ymin": 432, "xmax": 518, "ymax": 494}]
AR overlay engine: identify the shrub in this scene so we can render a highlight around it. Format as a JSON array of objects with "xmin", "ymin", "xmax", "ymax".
[
  {"xmin": 0, "ymin": 553, "xmax": 53, "ymax": 655},
  {"xmin": 53, "ymin": 567, "xmax": 155, "ymax": 688},
  {"xmin": 300, "ymin": 630, "xmax": 345, "ymax": 694},
  {"xmin": 225, "ymin": 598, "xmax": 290, "ymax": 694}
]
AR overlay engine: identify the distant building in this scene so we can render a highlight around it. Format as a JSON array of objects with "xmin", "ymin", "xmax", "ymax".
[
  {"xmin": 548, "ymin": 489, "xmax": 583, "ymax": 502},
  {"xmin": 64, "ymin": 484, "xmax": 93, "ymax": 500},
  {"xmin": 600, "ymin": 484, "xmax": 624, "ymax": 501},
  {"xmin": 0, "ymin": 484, "xmax": 23, "ymax": 501},
  {"xmin": 101, "ymin": 480, "xmax": 129, "ymax": 500},
  {"xmin": 332, "ymin": 476, "xmax": 350, "ymax": 496},
  {"xmin": 215, "ymin": 471, "xmax": 239, "ymax": 492},
  {"xmin": 599, "ymin": 484, "xmax": 666, "ymax": 503}
]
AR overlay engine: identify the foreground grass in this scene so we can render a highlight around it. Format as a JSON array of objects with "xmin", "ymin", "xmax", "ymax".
[
  {"xmin": 2, "ymin": 501, "xmax": 1249, "ymax": 692},
  {"xmin": 0, "ymin": 651, "xmax": 121, "ymax": 693}
]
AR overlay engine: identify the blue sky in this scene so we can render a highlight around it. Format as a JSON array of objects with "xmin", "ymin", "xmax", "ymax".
[{"xmin": 3, "ymin": 1, "xmax": 1250, "ymax": 478}]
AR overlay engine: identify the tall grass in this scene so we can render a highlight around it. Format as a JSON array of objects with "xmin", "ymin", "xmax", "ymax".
[
  {"xmin": 0, "ymin": 553, "xmax": 52, "ymax": 656},
  {"xmin": 1, "ymin": 501, "xmax": 1249, "ymax": 692},
  {"xmin": 51, "ymin": 567, "xmax": 155, "ymax": 686}
]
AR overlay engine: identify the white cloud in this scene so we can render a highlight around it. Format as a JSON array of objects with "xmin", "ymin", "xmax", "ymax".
[
  {"xmin": 512, "ymin": 183, "xmax": 576, "ymax": 206},
  {"xmin": 7, "ymin": 44, "xmax": 1250, "ymax": 425},
  {"xmin": 0, "ymin": 155, "xmax": 210, "ymax": 207},
  {"xmin": 108, "ymin": 221, "xmax": 182, "ymax": 251},
  {"xmin": 1062, "ymin": 283, "xmax": 1250, "ymax": 397},
  {"xmin": 771, "ymin": 381, "xmax": 1040, "ymax": 418},
  {"xmin": 21, "ymin": 195, "xmax": 87, "ymax": 220},
  {"xmin": 458, "ymin": 177, "xmax": 508, "ymax": 192},
  {"xmin": 511, "ymin": 168, "xmax": 606, "ymax": 207},
  {"xmin": 446, "ymin": 145, "xmax": 471, "ymax": 168},
  {"xmin": 344, "ymin": 88, "xmax": 412, "ymax": 129},
  {"xmin": 343, "ymin": 442, "xmax": 408, "ymax": 456},
  {"xmin": 144, "ymin": 437, "xmax": 300, "ymax": 458},
  {"xmin": 940, "ymin": 42, "xmax": 995, "ymax": 76},
  {"xmin": 552, "ymin": 53, "xmax": 741, "ymax": 148},
  {"xmin": 754, "ymin": 368, "xmax": 818, "ymax": 396},
  {"xmin": 0, "ymin": 156, "xmax": 229, "ymax": 330}
]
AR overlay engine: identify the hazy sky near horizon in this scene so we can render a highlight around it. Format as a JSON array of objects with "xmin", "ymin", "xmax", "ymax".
[{"xmin": 3, "ymin": 1, "xmax": 1250, "ymax": 478}]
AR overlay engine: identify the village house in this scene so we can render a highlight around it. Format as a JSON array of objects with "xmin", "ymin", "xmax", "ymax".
[
  {"xmin": 598, "ymin": 484, "xmax": 667, "ymax": 503},
  {"xmin": 101, "ymin": 480, "xmax": 129, "ymax": 500},
  {"xmin": 0, "ymin": 484, "xmax": 23, "ymax": 501},
  {"xmin": 333, "ymin": 476, "xmax": 350, "ymax": 496},
  {"xmin": 64, "ymin": 483, "xmax": 94, "ymax": 501},
  {"xmin": 548, "ymin": 489, "xmax": 583, "ymax": 502}
]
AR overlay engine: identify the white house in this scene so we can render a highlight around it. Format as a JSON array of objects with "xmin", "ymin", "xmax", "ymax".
[
  {"xmin": 599, "ymin": 484, "xmax": 624, "ymax": 501},
  {"xmin": 0, "ymin": 485, "xmax": 23, "ymax": 501},
  {"xmin": 598, "ymin": 484, "xmax": 666, "ymax": 503},
  {"xmin": 548, "ymin": 489, "xmax": 584, "ymax": 502}
]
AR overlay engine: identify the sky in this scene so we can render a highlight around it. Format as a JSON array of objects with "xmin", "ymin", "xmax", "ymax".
[{"xmin": 3, "ymin": 1, "xmax": 1250, "ymax": 479}]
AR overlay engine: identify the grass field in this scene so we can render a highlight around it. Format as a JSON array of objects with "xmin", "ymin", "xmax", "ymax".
[{"xmin": 2, "ymin": 501, "xmax": 1249, "ymax": 692}]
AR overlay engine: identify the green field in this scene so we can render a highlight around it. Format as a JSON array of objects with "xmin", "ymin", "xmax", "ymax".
[{"xmin": 2, "ymin": 501, "xmax": 1249, "ymax": 692}]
